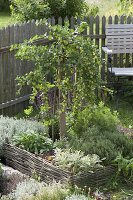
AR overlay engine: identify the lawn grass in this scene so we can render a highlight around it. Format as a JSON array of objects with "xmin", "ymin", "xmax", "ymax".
[
  {"xmin": 108, "ymin": 96, "xmax": 133, "ymax": 128},
  {"xmin": 0, "ymin": 12, "xmax": 14, "ymax": 29},
  {"xmin": 86, "ymin": 0, "xmax": 120, "ymax": 16}
]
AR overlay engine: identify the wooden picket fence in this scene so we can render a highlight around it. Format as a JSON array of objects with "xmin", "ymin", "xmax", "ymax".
[{"xmin": 0, "ymin": 15, "xmax": 133, "ymax": 116}]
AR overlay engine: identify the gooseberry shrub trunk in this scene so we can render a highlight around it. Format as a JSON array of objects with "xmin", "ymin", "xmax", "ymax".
[{"xmin": 14, "ymin": 22, "xmax": 101, "ymax": 138}]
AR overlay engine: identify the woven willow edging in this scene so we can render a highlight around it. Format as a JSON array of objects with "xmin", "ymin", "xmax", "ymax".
[{"xmin": 3, "ymin": 143, "xmax": 117, "ymax": 187}]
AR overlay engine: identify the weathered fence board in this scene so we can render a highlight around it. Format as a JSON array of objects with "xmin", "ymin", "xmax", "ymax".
[{"xmin": 0, "ymin": 16, "xmax": 133, "ymax": 116}]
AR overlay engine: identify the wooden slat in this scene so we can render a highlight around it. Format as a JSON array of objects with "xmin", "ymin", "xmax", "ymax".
[
  {"xmin": 107, "ymin": 44, "xmax": 133, "ymax": 49},
  {"xmin": 14, "ymin": 24, "xmax": 22, "ymax": 113},
  {"xmin": 106, "ymin": 32, "xmax": 133, "ymax": 36},
  {"xmin": 70, "ymin": 16, "xmax": 75, "ymax": 29},
  {"xmin": 107, "ymin": 16, "xmax": 112, "ymax": 69},
  {"xmin": 0, "ymin": 95, "xmax": 30, "ymax": 109},
  {"xmin": 83, "ymin": 17, "xmax": 87, "ymax": 35},
  {"xmin": 5, "ymin": 26, "xmax": 12, "ymax": 116},
  {"xmin": 106, "ymin": 35, "xmax": 133, "ymax": 40},
  {"xmin": 101, "ymin": 16, "xmax": 106, "ymax": 81},
  {"xmin": 95, "ymin": 16, "xmax": 100, "ymax": 48},
  {"xmin": 0, "ymin": 29, "xmax": 4, "ymax": 115},
  {"xmin": 9, "ymin": 24, "xmax": 16, "ymax": 115},
  {"xmin": 2, "ymin": 27, "xmax": 9, "ymax": 115},
  {"xmin": 108, "ymin": 67, "xmax": 133, "ymax": 76},
  {"xmin": 107, "ymin": 39, "xmax": 133, "ymax": 43},
  {"xmin": 107, "ymin": 24, "xmax": 133, "ymax": 28},
  {"xmin": 89, "ymin": 16, "xmax": 94, "ymax": 41},
  {"xmin": 113, "ymin": 16, "xmax": 118, "ymax": 71},
  {"xmin": 126, "ymin": 16, "xmax": 132, "ymax": 68},
  {"xmin": 108, "ymin": 49, "xmax": 133, "ymax": 54}
]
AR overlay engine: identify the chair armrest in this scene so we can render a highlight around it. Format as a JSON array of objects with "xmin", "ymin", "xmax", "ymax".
[{"xmin": 102, "ymin": 47, "xmax": 113, "ymax": 54}]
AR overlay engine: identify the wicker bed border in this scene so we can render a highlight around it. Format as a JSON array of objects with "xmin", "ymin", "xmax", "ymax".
[{"xmin": 3, "ymin": 143, "xmax": 117, "ymax": 188}]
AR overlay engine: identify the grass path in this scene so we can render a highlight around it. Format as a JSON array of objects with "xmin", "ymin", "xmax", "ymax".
[{"xmin": 0, "ymin": 12, "xmax": 13, "ymax": 29}]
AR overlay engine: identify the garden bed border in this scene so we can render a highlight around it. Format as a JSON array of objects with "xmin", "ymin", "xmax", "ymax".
[{"xmin": 3, "ymin": 143, "xmax": 117, "ymax": 188}]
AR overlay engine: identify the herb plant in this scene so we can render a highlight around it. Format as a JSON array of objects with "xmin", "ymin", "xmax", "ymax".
[
  {"xmin": 54, "ymin": 148, "xmax": 102, "ymax": 175},
  {"xmin": 68, "ymin": 102, "xmax": 119, "ymax": 136},
  {"xmin": 1, "ymin": 180, "xmax": 70, "ymax": 200},
  {"xmin": 12, "ymin": 130, "xmax": 53, "ymax": 154},
  {"xmin": 0, "ymin": 116, "xmax": 47, "ymax": 156},
  {"xmin": 114, "ymin": 154, "xmax": 133, "ymax": 180},
  {"xmin": 55, "ymin": 125, "xmax": 133, "ymax": 165},
  {"xmin": 65, "ymin": 194, "xmax": 90, "ymax": 200},
  {"xmin": 0, "ymin": 178, "xmax": 96, "ymax": 200}
]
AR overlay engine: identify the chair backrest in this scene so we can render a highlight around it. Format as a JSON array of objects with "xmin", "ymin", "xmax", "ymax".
[{"xmin": 106, "ymin": 24, "xmax": 133, "ymax": 54}]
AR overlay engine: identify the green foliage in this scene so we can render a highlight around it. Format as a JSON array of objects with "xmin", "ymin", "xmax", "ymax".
[
  {"xmin": 10, "ymin": 0, "xmax": 99, "ymax": 22},
  {"xmin": 110, "ymin": 188, "xmax": 133, "ymax": 199},
  {"xmin": 14, "ymin": 22, "xmax": 101, "ymax": 134},
  {"xmin": 46, "ymin": 0, "xmax": 98, "ymax": 19},
  {"xmin": 56, "ymin": 126, "xmax": 133, "ymax": 165},
  {"xmin": 109, "ymin": 98, "xmax": 133, "ymax": 128},
  {"xmin": 118, "ymin": 0, "xmax": 133, "ymax": 15},
  {"xmin": 114, "ymin": 154, "xmax": 133, "ymax": 180},
  {"xmin": 54, "ymin": 148, "xmax": 102, "ymax": 175},
  {"xmin": 68, "ymin": 102, "xmax": 119, "ymax": 136},
  {"xmin": 0, "ymin": 179, "xmax": 95, "ymax": 200},
  {"xmin": 0, "ymin": 116, "xmax": 47, "ymax": 156},
  {"xmin": 10, "ymin": 0, "xmax": 50, "ymax": 22},
  {"xmin": 12, "ymin": 130, "xmax": 53, "ymax": 154},
  {"xmin": 1, "ymin": 180, "xmax": 70, "ymax": 200}
]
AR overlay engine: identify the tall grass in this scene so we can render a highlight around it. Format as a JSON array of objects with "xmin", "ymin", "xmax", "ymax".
[{"xmin": 86, "ymin": 0, "xmax": 120, "ymax": 16}]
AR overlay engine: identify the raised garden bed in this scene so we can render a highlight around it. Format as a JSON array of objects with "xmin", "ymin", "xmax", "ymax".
[{"xmin": 3, "ymin": 143, "xmax": 117, "ymax": 188}]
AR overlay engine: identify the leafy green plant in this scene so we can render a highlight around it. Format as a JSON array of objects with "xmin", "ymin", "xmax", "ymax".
[
  {"xmin": 0, "ymin": 178, "xmax": 96, "ymax": 200},
  {"xmin": 114, "ymin": 154, "xmax": 133, "ymax": 180},
  {"xmin": 14, "ymin": 22, "xmax": 101, "ymax": 138},
  {"xmin": 68, "ymin": 102, "xmax": 119, "ymax": 136},
  {"xmin": 12, "ymin": 130, "xmax": 53, "ymax": 154},
  {"xmin": 54, "ymin": 148, "xmax": 102, "ymax": 175},
  {"xmin": 56, "ymin": 126, "xmax": 133, "ymax": 165},
  {"xmin": 0, "ymin": 116, "xmax": 47, "ymax": 156},
  {"xmin": 1, "ymin": 180, "xmax": 70, "ymax": 200},
  {"xmin": 118, "ymin": 0, "xmax": 133, "ymax": 15},
  {"xmin": 10, "ymin": 0, "xmax": 99, "ymax": 22},
  {"xmin": 10, "ymin": 0, "xmax": 50, "ymax": 22}
]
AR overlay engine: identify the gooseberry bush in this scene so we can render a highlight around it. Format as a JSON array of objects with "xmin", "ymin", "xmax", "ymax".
[{"xmin": 14, "ymin": 22, "xmax": 101, "ymax": 138}]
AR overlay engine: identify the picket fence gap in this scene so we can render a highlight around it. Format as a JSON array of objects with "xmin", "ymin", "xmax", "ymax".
[{"xmin": 0, "ymin": 15, "xmax": 133, "ymax": 116}]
